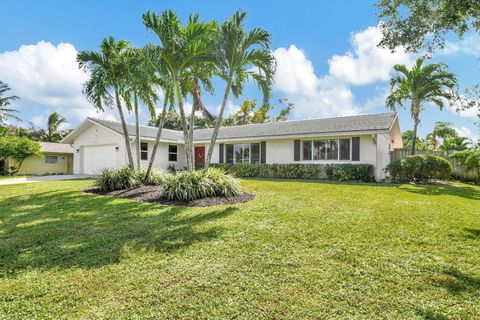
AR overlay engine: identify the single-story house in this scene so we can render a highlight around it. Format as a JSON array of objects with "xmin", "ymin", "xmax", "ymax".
[
  {"xmin": 6, "ymin": 142, "xmax": 74, "ymax": 175},
  {"xmin": 61, "ymin": 112, "xmax": 402, "ymax": 180}
]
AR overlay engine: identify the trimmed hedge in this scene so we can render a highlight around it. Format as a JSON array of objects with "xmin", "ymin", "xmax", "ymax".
[
  {"xmin": 212, "ymin": 163, "xmax": 375, "ymax": 182},
  {"xmin": 385, "ymin": 154, "xmax": 453, "ymax": 182}
]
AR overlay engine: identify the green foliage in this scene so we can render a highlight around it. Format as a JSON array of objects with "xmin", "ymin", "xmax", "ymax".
[
  {"xmin": 139, "ymin": 168, "xmax": 170, "ymax": 186},
  {"xmin": 386, "ymin": 154, "xmax": 453, "ymax": 182},
  {"xmin": 0, "ymin": 81, "xmax": 21, "ymax": 124},
  {"xmin": 0, "ymin": 136, "xmax": 41, "ymax": 174},
  {"xmin": 162, "ymin": 168, "xmax": 240, "ymax": 201},
  {"xmin": 451, "ymin": 148, "xmax": 480, "ymax": 182},
  {"xmin": 213, "ymin": 163, "xmax": 374, "ymax": 182},
  {"xmin": 223, "ymin": 99, "xmax": 293, "ymax": 126},
  {"xmin": 95, "ymin": 167, "xmax": 169, "ymax": 192},
  {"xmin": 149, "ymin": 109, "xmax": 212, "ymax": 130}
]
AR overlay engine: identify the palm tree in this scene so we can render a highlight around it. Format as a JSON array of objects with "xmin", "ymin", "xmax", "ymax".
[
  {"xmin": 0, "ymin": 81, "xmax": 21, "ymax": 124},
  {"xmin": 440, "ymin": 136, "xmax": 471, "ymax": 156},
  {"xmin": 42, "ymin": 112, "xmax": 67, "ymax": 142},
  {"xmin": 426, "ymin": 121, "xmax": 457, "ymax": 150},
  {"xmin": 77, "ymin": 36, "xmax": 135, "ymax": 169},
  {"xmin": 123, "ymin": 47, "xmax": 159, "ymax": 169},
  {"xmin": 204, "ymin": 10, "xmax": 276, "ymax": 168},
  {"xmin": 143, "ymin": 10, "xmax": 216, "ymax": 170},
  {"xmin": 386, "ymin": 57, "xmax": 457, "ymax": 155}
]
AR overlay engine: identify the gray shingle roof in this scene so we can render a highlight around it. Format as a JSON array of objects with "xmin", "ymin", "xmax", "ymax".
[{"xmin": 89, "ymin": 112, "xmax": 396, "ymax": 143}]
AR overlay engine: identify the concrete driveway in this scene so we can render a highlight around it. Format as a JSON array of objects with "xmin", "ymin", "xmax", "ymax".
[{"xmin": 0, "ymin": 175, "xmax": 94, "ymax": 186}]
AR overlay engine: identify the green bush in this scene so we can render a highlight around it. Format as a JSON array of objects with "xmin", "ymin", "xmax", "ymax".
[
  {"xmin": 95, "ymin": 168, "xmax": 170, "ymax": 192},
  {"xmin": 139, "ymin": 168, "xmax": 170, "ymax": 186},
  {"xmin": 162, "ymin": 168, "xmax": 240, "ymax": 201},
  {"xmin": 213, "ymin": 163, "xmax": 374, "ymax": 182},
  {"xmin": 385, "ymin": 154, "xmax": 452, "ymax": 182}
]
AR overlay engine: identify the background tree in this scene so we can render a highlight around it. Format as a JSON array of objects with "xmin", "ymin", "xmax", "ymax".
[
  {"xmin": 223, "ymin": 99, "xmax": 293, "ymax": 126},
  {"xmin": 439, "ymin": 136, "xmax": 471, "ymax": 156},
  {"xmin": 0, "ymin": 81, "xmax": 21, "ymax": 125},
  {"xmin": 386, "ymin": 57, "xmax": 457, "ymax": 154},
  {"xmin": 77, "ymin": 37, "xmax": 135, "ymax": 169},
  {"xmin": 451, "ymin": 147, "xmax": 480, "ymax": 183},
  {"xmin": 401, "ymin": 130, "xmax": 428, "ymax": 151},
  {"xmin": 205, "ymin": 10, "xmax": 276, "ymax": 168},
  {"xmin": 40, "ymin": 112, "xmax": 68, "ymax": 142},
  {"xmin": 0, "ymin": 136, "xmax": 41, "ymax": 175},
  {"xmin": 426, "ymin": 121, "xmax": 457, "ymax": 150}
]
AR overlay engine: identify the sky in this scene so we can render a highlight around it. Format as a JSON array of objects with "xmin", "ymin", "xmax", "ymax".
[{"xmin": 0, "ymin": 0, "xmax": 479, "ymax": 142}]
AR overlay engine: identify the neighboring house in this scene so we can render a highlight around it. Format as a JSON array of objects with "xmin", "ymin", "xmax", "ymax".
[
  {"xmin": 62, "ymin": 112, "xmax": 402, "ymax": 180},
  {"xmin": 10, "ymin": 142, "xmax": 74, "ymax": 175}
]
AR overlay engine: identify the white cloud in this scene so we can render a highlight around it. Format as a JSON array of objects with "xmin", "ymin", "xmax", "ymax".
[
  {"xmin": 213, "ymin": 100, "xmax": 240, "ymax": 117},
  {"xmin": 328, "ymin": 25, "xmax": 413, "ymax": 85},
  {"xmin": 442, "ymin": 34, "xmax": 480, "ymax": 56},
  {"xmin": 454, "ymin": 126, "xmax": 479, "ymax": 143},
  {"xmin": 30, "ymin": 115, "xmax": 46, "ymax": 127}
]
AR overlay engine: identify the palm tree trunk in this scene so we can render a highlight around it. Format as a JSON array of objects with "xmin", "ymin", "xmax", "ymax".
[
  {"xmin": 145, "ymin": 95, "xmax": 168, "ymax": 178},
  {"xmin": 134, "ymin": 92, "xmax": 141, "ymax": 169},
  {"xmin": 205, "ymin": 77, "xmax": 232, "ymax": 169},
  {"xmin": 189, "ymin": 79, "xmax": 200, "ymax": 169},
  {"xmin": 115, "ymin": 88, "xmax": 134, "ymax": 169},
  {"xmin": 411, "ymin": 118, "xmax": 419, "ymax": 155},
  {"xmin": 175, "ymin": 81, "xmax": 193, "ymax": 170}
]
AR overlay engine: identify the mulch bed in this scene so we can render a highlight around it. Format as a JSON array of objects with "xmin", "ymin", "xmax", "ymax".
[{"xmin": 84, "ymin": 185, "xmax": 255, "ymax": 207}]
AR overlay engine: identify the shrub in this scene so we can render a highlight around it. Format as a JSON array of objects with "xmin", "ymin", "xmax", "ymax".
[
  {"xmin": 95, "ymin": 167, "xmax": 171, "ymax": 192},
  {"xmin": 213, "ymin": 163, "xmax": 374, "ymax": 182},
  {"xmin": 385, "ymin": 154, "xmax": 452, "ymax": 182},
  {"xmin": 139, "ymin": 168, "xmax": 170, "ymax": 186},
  {"xmin": 162, "ymin": 168, "xmax": 240, "ymax": 201}
]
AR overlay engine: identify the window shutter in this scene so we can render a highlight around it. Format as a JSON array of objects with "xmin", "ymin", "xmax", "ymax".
[
  {"xmin": 219, "ymin": 144, "xmax": 224, "ymax": 163},
  {"xmin": 352, "ymin": 137, "xmax": 360, "ymax": 161},
  {"xmin": 294, "ymin": 140, "xmax": 300, "ymax": 161},
  {"xmin": 260, "ymin": 141, "xmax": 266, "ymax": 164}
]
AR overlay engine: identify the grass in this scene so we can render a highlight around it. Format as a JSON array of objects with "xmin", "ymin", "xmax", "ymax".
[{"xmin": 0, "ymin": 179, "xmax": 479, "ymax": 319}]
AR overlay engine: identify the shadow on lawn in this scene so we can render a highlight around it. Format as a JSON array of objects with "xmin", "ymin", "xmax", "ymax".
[
  {"xmin": 431, "ymin": 268, "xmax": 480, "ymax": 295},
  {"xmin": 0, "ymin": 189, "xmax": 237, "ymax": 276}
]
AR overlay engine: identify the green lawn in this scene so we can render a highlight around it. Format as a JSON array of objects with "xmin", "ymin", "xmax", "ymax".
[{"xmin": 0, "ymin": 179, "xmax": 479, "ymax": 319}]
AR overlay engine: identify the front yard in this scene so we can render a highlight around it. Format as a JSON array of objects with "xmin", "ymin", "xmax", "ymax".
[{"xmin": 0, "ymin": 179, "xmax": 479, "ymax": 319}]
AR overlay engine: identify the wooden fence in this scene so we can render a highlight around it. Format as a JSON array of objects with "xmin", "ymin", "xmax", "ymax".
[{"xmin": 390, "ymin": 149, "xmax": 479, "ymax": 182}]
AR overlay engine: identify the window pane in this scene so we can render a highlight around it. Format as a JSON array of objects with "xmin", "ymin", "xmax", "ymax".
[
  {"xmin": 242, "ymin": 144, "xmax": 250, "ymax": 163},
  {"xmin": 339, "ymin": 139, "xmax": 350, "ymax": 160},
  {"xmin": 141, "ymin": 142, "xmax": 148, "ymax": 151},
  {"xmin": 313, "ymin": 140, "xmax": 326, "ymax": 160},
  {"xmin": 226, "ymin": 145, "xmax": 234, "ymax": 163},
  {"xmin": 168, "ymin": 145, "xmax": 177, "ymax": 153},
  {"xmin": 302, "ymin": 140, "xmax": 312, "ymax": 160},
  {"xmin": 326, "ymin": 140, "xmax": 338, "ymax": 160},
  {"xmin": 251, "ymin": 143, "xmax": 260, "ymax": 164},
  {"xmin": 168, "ymin": 145, "xmax": 177, "ymax": 162},
  {"xmin": 234, "ymin": 144, "xmax": 242, "ymax": 164},
  {"xmin": 45, "ymin": 156, "xmax": 58, "ymax": 164}
]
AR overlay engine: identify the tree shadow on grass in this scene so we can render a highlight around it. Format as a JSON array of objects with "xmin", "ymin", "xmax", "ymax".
[
  {"xmin": 463, "ymin": 228, "xmax": 480, "ymax": 240},
  {"xmin": 431, "ymin": 268, "xmax": 480, "ymax": 295},
  {"xmin": 0, "ymin": 189, "xmax": 237, "ymax": 277},
  {"xmin": 415, "ymin": 309, "xmax": 448, "ymax": 320},
  {"xmin": 398, "ymin": 183, "xmax": 480, "ymax": 201}
]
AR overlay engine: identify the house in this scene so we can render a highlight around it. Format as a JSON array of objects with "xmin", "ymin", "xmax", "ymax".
[
  {"xmin": 61, "ymin": 112, "xmax": 402, "ymax": 180},
  {"xmin": 9, "ymin": 142, "xmax": 74, "ymax": 175}
]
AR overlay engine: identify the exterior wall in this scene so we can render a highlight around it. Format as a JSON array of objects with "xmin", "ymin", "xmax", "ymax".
[
  {"xmin": 14, "ymin": 153, "xmax": 72, "ymax": 175},
  {"xmin": 72, "ymin": 124, "xmax": 125, "ymax": 174},
  {"xmin": 131, "ymin": 140, "xmax": 186, "ymax": 171},
  {"xmin": 375, "ymin": 133, "xmax": 391, "ymax": 180},
  {"xmin": 390, "ymin": 119, "xmax": 403, "ymax": 149}
]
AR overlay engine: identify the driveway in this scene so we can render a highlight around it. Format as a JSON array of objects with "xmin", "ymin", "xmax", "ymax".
[{"xmin": 0, "ymin": 175, "xmax": 94, "ymax": 186}]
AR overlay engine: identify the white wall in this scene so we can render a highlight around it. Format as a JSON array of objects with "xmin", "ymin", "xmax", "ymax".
[
  {"xmin": 131, "ymin": 141, "xmax": 186, "ymax": 171},
  {"xmin": 375, "ymin": 133, "xmax": 391, "ymax": 180}
]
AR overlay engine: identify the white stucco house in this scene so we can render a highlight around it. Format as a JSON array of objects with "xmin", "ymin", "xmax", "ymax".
[{"xmin": 61, "ymin": 112, "xmax": 402, "ymax": 180}]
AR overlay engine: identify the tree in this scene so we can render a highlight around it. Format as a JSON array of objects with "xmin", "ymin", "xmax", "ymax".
[
  {"xmin": 426, "ymin": 121, "xmax": 458, "ymax": 150},
  {"xmin": 386, "ymin": 57, "xmax": 457, "ymax": 154},
  {"xmin": 451, "ymin": 147, "xmax": 480, "ymax": 183},
  {"xmin": 39, "ymin": 112, "xmax": 68, "ymax": 142},
  {"xmin": 143, "ymin": 10, "xmax": 216, "ymax": 170},
  {"xmin": 77, "ymin": 36, "xmax": 135, "ymax": 169},
  {"xmin": 0, "ymin": 81, "xmax": 21, "ymax": 124},
  {"xmin": 402, "ymin": 130, "xmax": 428, "ymax": 151},
  {"xmin": 0, "ymin": 136, "xmax": 41, "ymax": 175},
  {"xmin": 204, "ymin": 10, "xmax": 276, "ymax": 168},
  {"xmin": 376, "ymin": 0, "xmax": 480, "ymax": 121},
  {"xmin": 440, "ymin": 136, "xmax": 471, "ymax": 156},
  {"xmin": 223, "ymin": 99, "xmax": 293, "ymax": 126},
  {"xmin": 149, "ymin": 108, "xmax": 212, "ymax": 130}
]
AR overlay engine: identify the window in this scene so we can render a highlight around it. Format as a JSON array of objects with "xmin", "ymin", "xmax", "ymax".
[
  {"xmin": 302, "ymin": 138, "xmax": 351, "ymax": 161},
  {"xmin": 168, "ymin": 145, "xmax": 177, "ymax": 162},
  {"xmin": 226, "ymin": 143, "xmax": 261, "ymax": 164},
  {"xmin": 339, "ymin": 139, "xmax": 350, "ymax": 160},
  {"xmin": 140, "ymin": 142, "xmax": 148, "ymax": 160},
  {"xmin": 45, "ymin": 155, "xmax": 58, "ymax": 164}
]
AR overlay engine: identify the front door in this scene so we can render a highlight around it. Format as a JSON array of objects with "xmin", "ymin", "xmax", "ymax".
[{"xmin": 195, "ymin": 146, "xmax": 205, "ymax": 169}]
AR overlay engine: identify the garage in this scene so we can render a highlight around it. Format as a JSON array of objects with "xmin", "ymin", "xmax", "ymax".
[{"xmin": 81, "ymin": 144, "xmax": 118, "ymax": 174}]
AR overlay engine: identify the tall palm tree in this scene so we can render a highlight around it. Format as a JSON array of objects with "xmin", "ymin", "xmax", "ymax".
[
  {"xmin": 123, "ymin": 47, "xmax": 159, "ymax": 169},
  {"xmin": 204, "ymin": 10, "xmax": 276, "ymax": 168},
  {"xmin": 426, "ymin": 121, "xmax": 457, "ymax": 150},
  {"xmin": 0, "ymin": 81, "xmax": 21, "ymax": 124},
  {"xmin": 440, "ymin": 136, "xmax": 471, "ymax": 156},
  {"xmin": 77, "ymin": 36, "xmax": 135, "ymax": 168},
  {"xmin": 42, "ymin": 112, "xmax": 67, "ymax": 142},
  {"xmin": 143, "ymin": 10, "xmax": 216, "ymax": 170},
  {"xmin": 386, "ymin": 57, "xmax": 457, "ymax": 155}
]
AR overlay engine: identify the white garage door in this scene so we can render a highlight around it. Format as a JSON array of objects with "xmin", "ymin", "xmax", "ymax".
[{"xmin": 82, "ymin": 145, "xmax": 118, "ymax": 174}]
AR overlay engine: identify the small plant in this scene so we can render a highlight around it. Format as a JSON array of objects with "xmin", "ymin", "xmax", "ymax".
[
  {"xmin": 386, "ymin": 154, "xmax": 452, "ymax": 183},
  {"xmin": 139, "ymin": 168, "xmax": 170, "ymax": 186},
  {"xmin": 162, "ymin": 168, "xmax": 240, "ymax": 201},
  {"xmin": 95, "ymin": 167, "xmax": 142, "ymax": 192}
]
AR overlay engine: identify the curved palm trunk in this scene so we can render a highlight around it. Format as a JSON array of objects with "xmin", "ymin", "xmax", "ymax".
[
  {"xmin": 205, "ymin": 77, "xmax": 232, "ymax": 169},
  {"xmin": 175, "ymin": 81, "xmax": 193, "ymax": 170},
  {"xmin": 134, "ymin": 93, "xmax": 141, "ymax": 169},
  {"xmin": 115, "ymin": 88, "xmax": 134, "ymax": 169},
  {"xmin": 145, "ymin": 95, "xmax": 168, "ymax": 178}
]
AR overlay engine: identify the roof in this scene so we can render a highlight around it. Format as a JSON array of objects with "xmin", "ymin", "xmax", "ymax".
[
  {"xmin": 39, "ymin": 142, "xmax": 75, "ymax": 154},
  {"xmin": 68, "ymin": 112, "xmax": 397, "ymax": 144}
]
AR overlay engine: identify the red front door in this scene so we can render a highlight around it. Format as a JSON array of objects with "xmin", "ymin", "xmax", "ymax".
[{"xmin": 195, "ymin": 146, "xmax": 205, "ymax": 167}]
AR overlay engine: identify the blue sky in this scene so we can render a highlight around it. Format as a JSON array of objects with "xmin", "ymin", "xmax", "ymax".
[{"xmin": 0, "ymin": 0, "xmax": 479, "ymax": 141}]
